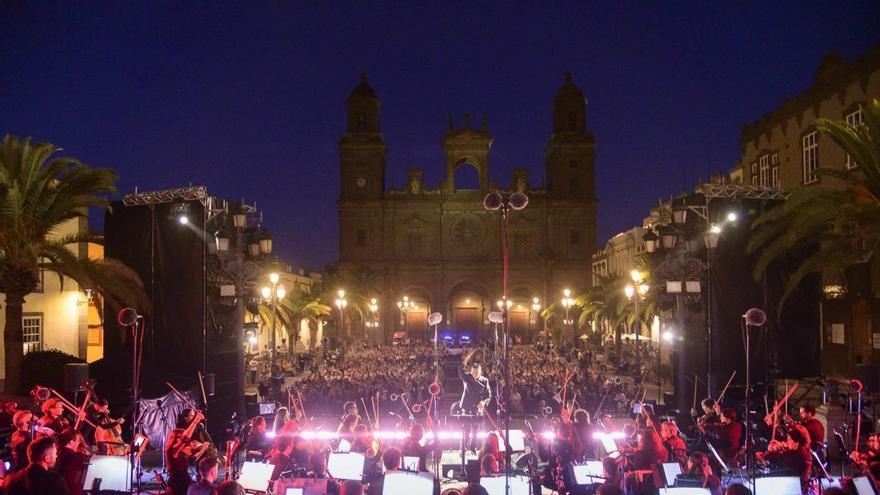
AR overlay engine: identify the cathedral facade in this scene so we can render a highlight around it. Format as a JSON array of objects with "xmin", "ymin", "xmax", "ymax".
[{"xmin": 337, "ymin": 73, "xmax": 597, "ymax": 344}]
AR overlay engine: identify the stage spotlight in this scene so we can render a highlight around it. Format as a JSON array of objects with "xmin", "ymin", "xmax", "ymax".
[
  {"xmin": 726, "ymin": 212, "xmax": 738, "ymax": 222},
  {"xmin": 171, "ymin": 202, "xmax": 191, "ymax": 225}
]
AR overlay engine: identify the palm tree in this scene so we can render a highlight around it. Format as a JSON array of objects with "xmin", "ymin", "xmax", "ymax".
[
  {"xmin": 748, "ymin": 99, "xmax": 880, "ymax": 309},
  {"xmin": 316, "ymin": 264, "xmax": 381, "ymax": 341},
  {"xmin": 0, "ymin": 136, "xmax": 149, "ymax": 393},
  {"xmin": 251, "ymin": 286, "xmax": 331, "ymax": 352}
]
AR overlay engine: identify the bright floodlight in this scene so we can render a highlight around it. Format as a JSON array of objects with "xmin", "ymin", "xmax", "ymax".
[
  {"xmin": 261, "ymin": 287, "xmax": 271, "ymax": 299},
  {"xmin": 269, "ymin": 272, "xmax": 280, "ymax": 285},
  {"xmin": 727, "ymin": 212, "xmax": 738, "ymax": 222},
  {"xmin": 248, "ymin": 335, "xmax": 257, "ymax": 344},
  {"xmin": 662, "ymin": 331, "xmax": 674, "ymax": 342},
  {"xmin": 624, "ymin": 285, "xmax": 635, "ymax": 299},
  {"xmin": 276, "ymin": 286, "xmax": 286, "ymax": 300},
  {"xmin": 630, "ymin": 270, "xmax": 643, "ymax": 283},
  {"xmin": 709, "ymin": 224, "xmax": 722, "ymax": 234},
  {"xmin": 178, "ymin": 216, "xmax": 189, "ymax": 225}
]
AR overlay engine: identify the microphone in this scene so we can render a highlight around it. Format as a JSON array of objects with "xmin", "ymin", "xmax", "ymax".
[
  {"xmin": 117, "ymin": 308, "xmax": 139, "ymax": 327},
  {"xmin": 742, "ymin": 308, "xmax": 767, "ymax": 327}
]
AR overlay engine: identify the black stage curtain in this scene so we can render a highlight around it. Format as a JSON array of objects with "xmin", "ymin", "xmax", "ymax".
[
  {"xmin": 100, "ymin": 200, "xmax": 206, "ymax": 391},
  {"xmin": 708, "ymin": 198, "xmax": 820, "ymax": 397}
]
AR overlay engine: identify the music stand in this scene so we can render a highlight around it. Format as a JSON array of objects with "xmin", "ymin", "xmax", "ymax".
[
  {"xmin": 83, "ymin": 455, "xmax": 131, "ymax": 492},
  {"xmin": 238, "ymin": 461, "xmax": 274, "ymax": 492}
]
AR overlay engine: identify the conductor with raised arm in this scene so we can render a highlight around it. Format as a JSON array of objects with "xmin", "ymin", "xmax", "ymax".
[{"xmin": 457, "ymin": 348, "xmax": 491, "ymax": 453}]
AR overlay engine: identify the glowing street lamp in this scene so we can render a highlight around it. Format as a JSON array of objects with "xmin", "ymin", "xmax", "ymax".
[
  {"xmin": 335, "ymin": 289, "xmax": 348, "ymax": 337},
  {"xmin": 561, "ymin": 289, "xmax": 575, "ymax": 343},
  {"xmin": 262, "ymin": 272, "xmax": 286, "ymax": 383},
  {"xmin": 397, "ymin": 296, "xmax": 413, "ymax": 333}
]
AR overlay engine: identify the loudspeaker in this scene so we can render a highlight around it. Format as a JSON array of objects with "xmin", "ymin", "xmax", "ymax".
[
  {"xmin": 855, "ymin": 363, "xmax": 879, "ymax": 393},
  {"xmin": 63, "ymin": 363, "xmax": 89, "ymax": 393},
  {"xmin": 203, "ymin": 373, "xmax": 215, "ymax": 396}
]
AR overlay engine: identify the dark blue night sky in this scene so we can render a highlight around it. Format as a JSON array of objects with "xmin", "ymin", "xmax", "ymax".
[{"xmin": 2, "ymin": 2, "xmax": 878, "ymax": 269}]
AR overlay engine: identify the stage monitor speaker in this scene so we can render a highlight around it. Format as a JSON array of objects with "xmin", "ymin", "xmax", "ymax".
[
  {"xmin": 465, "ymin": 459, "xmax": 480, "ymax": 483},
  {"xmin": 63, "ymin": 363, "xmax": 89, "ymax": 393},
  {"xmin": 855, "ymin": 364, "xmax": 879, "ymax": 393}
]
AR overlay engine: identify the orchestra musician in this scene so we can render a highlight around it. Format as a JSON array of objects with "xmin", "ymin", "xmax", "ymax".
[
  {"xmin": 539, "ymin": 421, "xmax": 577, "ymax": 494},
  {"xmin": 165, "ymin": 409, "xmax": 211, "ymax": 495},
  {"xmin": 798, "ymin": 403, "xmax": 825, "ymax": 448},
  {"xmin": 850, "ymin": 433, "xmax": 880, "ymax": 480},
  {"xmin": 245, "ymin": 416, "xmax": 271, "ymax": 461},
  {"xmin": 458, "ymin": 349, "xmax": 491, "ymax": 454},
  {"xmin": 56, "ymin": 429, "xmax": 91, "ymax": 495},
  {"xmin": 715, "ymin": 408, "xmax": 744, "ymax": 466},
  {"xmin": 572, "ymin": 409, "xmax": 596, "ymax": 461},
  {"xmin": 660, "ymin": 420, "xmax": 688, "ymax": 467},
  {"xmin": 477, "ymin": 432, "xmax": 504, "ymax": 471},
  {"xmin": 4, "ymin": 436, "xmax": 69, "ymax": 495},
  {"xmin": 620, "ymin": 407, "xmax": 667, "ymax": 470},
  {"xmin": 38, "ymin": 398, "xmax": 70, "ymax": 435},
  {"xmin": 756, "ymin": 420, "xmax": 812, "ymax": 484},
  {"xmin": 400, "ymin": 423, "xmax": 437, "ymax": 473},
  {"xmin": 10, "ymin": 410, "xmax": 34, "ymax": 471},
  {"xmin": 268, "ymin": 436, "xmax": 294, "ymax": 482},
  {"xmin": 693, "ymin": 398, "xmax": 721, "ymax": 436},
  {"xmin": 187, "ymin": 456, "xmax": 220, "ymax": 495},
  {"xmin": 88, "ymin": 399, "xmax": 127, "ymax": 455},
  {"xmin": 683, "ymin": 452, "xmax": 722, "ymax": 495}
]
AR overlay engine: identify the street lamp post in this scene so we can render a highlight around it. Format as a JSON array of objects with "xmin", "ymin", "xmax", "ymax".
[
  {"xmin": 530, "ymin": 297, "xmax": 541, "ymax": 342},
  {"xmin": 368, "ymin": 298, "xmax": 379, "ymax": 343},
  {"xmin": 396, "ymin": 296, "xmax": 413, "ymax": 335},
  {"xmin": 561, "ymin": 289, "xmax": 574, "ymax": 345},
  {"xmin": 335, "ymin": 290, "xmax": 348, "ymax": 341},
  {"xmin": 661, "ymin": 330, "xmax": 674, "ymax": 402},
  {"xmin": 624, "ymin": 270, "xmax": 649, "ymax": 379},
  {"xmin": 261, "ymin": 273, "xmax": 286, "ymax": 393}
]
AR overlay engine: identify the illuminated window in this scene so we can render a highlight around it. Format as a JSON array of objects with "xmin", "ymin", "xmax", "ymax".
[
  {"xmin": 771, "ymin": 153, "xmax": 779, "ymax": 188},
  {"xmin": 23, "ymin": 314, "xmax": 42, "ymax": 354},
  {"xmin": 802, "ymin": 131, "xmax": 819, "ymax": 184},
  {"xmin": 750, "ymin": 162, "xmax": 758, "ymax": 186},
  {"xmin": 759, "ymin": 154, "xmax": 769, "ymax": 186},
  {"xmin": 845, "ymin": 109, "xmax": 864, "ymax": 169}
]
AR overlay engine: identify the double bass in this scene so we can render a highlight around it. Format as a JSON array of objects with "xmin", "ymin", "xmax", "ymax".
[{"xmin": 83, "ymin": 381, "xmax": 129, "ymax": 456}]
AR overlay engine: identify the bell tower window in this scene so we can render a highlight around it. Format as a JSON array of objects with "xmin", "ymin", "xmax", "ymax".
[
  {"xmin": 356, "ymin": 114, "xmax": 367, "ymax": 130},
  {"xmin": 568, "ymin": 112, "xmax": 577, "ymax": 132}
]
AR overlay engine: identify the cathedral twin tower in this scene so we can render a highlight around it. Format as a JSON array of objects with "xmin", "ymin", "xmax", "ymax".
[{"xmin": 337, "ymin": 73, "xmax": 597, "ymax": 344}]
